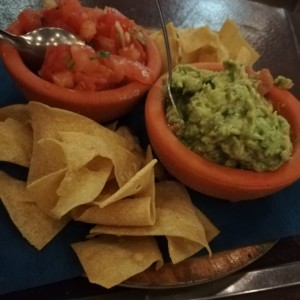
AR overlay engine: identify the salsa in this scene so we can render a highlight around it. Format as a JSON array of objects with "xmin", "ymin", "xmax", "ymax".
[
  {"xmin": 165, "ymin": 61, "xmax": 293, "ymax": 172},
  {"xmin": 7, "ymin": 0, "xmax": 154, "ymax": 91}
]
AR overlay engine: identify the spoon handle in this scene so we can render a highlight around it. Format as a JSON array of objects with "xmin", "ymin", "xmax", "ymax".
[
  {"xmin": 0, "ymin": 29, "xmax": 19, "ymax": 47},
  {"xmin": 154, "ymin": 0, "xmax": 177, "ymax": 112}
]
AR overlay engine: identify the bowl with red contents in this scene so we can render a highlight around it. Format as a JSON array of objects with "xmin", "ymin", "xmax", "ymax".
[
  {"xmin": 0, "ymin": 0, "xmax": 162, "ymax": 122},
  {"xmin": 145, "ymin": 61, "xmax": 300, "ymax": 201}
]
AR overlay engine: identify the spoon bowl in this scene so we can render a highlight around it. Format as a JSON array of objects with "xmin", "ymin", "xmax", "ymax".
[{"xmin": 0, "ymin": 27, "xmax": 84, "ymax": 70}]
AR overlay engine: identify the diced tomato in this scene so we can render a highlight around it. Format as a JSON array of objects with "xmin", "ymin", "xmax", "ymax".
[
  {"xmin": 59, "ymin": 0, "xmax": 86, "ymax": 34},
  {"xmin": 73, "ymin": 69, "xmax": 118, "ymax": 91},
  {"xmin": 60, "ymin": 0, "xmax": 82, "ymax": 14},
  {"xmin": 257, "ymin": 69, "xmax": 274, "ymax": 95},
  {"xmin": 7, "ymin": 20, "xmax": 23, "ymax": 35},
  {"xmin": 246, "ymin": 67, "xmax": 274, "ymax": 96},
  {"xmin": 95, "ymin": 7, "xmax": 136, "ymax": 50},
  {"xmin": 42, "ymin": 9, "xmax": 73, "ymax": 32},
  {"xmin": 93, "ymin": 35, "xmax": 118, "ymax": 54},
  {"xmin": 118, "ymin": 43, "xmax": 146, "ymax": 63},
  {"xmin": 102, "ymin": 55, "xmax": 154, "ymax": 84},
  {"xmin": 14, "ymin": 0, "xmax": 151, "ymax": 91},
  {"xmin": 17, "ymin": 9, "xmax": 42, "ymax": 33},
  {"xmin": 43, "ymin": 0, "xmax": 86, "ymax": 34},
  {"xmin": 83, "ymin": 7, "xmax": 104, "ymax": 23},
  {"xmin": 102, "ymin": 7, "xmax": 135, "ymax": 32},
  {"xmin": 79, "ymin": 19, "xmax": 97, "ymax": 41},
  {"xmin": 39, "ymin": 45, "xmax": 73, "ymax": 81},
  {"xmin": 52, "ymin": 70, "xmax": 74, "ymax": 88},
  {"xmin": 131, "ymin": 37, "xmax": 147, "ymax": 63},
  {"xmin": 70, "ymin": 45, "xmax": 99, "ymax": 73},
  {"xmin": 43, "ymin": 0, "xmax": 58, "ymax": 9}
]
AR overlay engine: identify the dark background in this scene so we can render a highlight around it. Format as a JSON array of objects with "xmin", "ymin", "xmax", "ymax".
[{"xmin": 250, "ymin": 0, "xmax": 299, "ymax": 10}]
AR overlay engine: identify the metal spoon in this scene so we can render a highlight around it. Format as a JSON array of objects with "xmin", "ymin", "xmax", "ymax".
[
  {"xmin": 155, "ymin": 0, "xmax": 178, "ymax": 113},
  {"xmin": 0, "ymin": 27, "xmax": 85, "ymax": 71}
]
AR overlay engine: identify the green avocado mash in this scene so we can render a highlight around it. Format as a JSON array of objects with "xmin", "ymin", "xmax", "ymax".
[{"xmin": 165, "ymin": 61, "xmax": 293, "ymax": 172}]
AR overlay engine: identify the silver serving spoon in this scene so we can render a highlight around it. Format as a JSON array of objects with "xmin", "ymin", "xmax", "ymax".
[
  {"xmin": 0, "ymin": 27, "xmax": 85, "ymax": 71},
  {"xmin": 155, "ymin": 0, "xmax": 178, "ymax": 113}
]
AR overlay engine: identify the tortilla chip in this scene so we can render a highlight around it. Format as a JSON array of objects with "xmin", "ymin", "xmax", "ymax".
[
  {"xmin": 37, "ymin": 137, "xmax": 97, "ymax": 172},
  {"xmin": 72, "ymin": 146, "xmax": 156, "ymax": 226},
  {"xmin": 195, "ymin": 208, "xmax": 220, "ymax": 243},
  {"xmin": 115, "ymin": 126, "xmax": 145, "ymax": 160},
  {"xmin": 151, "ymin": 22, "xmax": 180, "ymax": 73},
  {"xmin": 72, "ymin": 235, "xmax": 163, "ymax": 289},
  {"xmin": 0, "ymin": 104, "xmax": 30, "ymax": 124},
  {"xmin": 178, "ymin": 26, "xmax": 228, "ymax": 64},
  {"xmin": 72, "ymin": 196, "xmax": 154, "ymax": 227},
  {"xmin": 218, "ymin": 19, "xmax": 259, "ymax": 66},
  {"xmin": 0, "ymin": 171, "xmax": 68, "ymax": 250},
  {"xmin": 151, "ymin": 19, "xmax": 259, "ymax": 72},
  {"xmin": 58, "ymin": 131, "xmax": 143, "ymax": 187},
  {"xmin": 27, "ymin": 137, "xmax": 68, "ymax": 187},
  {"xmin": 28, "ymin": 101, "xmax": 135, "ymax": 150},
  {"xmin": 89, "ymin": 181, "xmax": 214, "ymax": 264},
  {"xmin": 0, "ymin": 118, "xmax": 33, "ymax": 167},
  {"xmin": 51, "ymin": 159, "xmax": 113, "ymax": 218},
  {"xmin": 105, "ymin": 120, "xmax": 118, "ymax": 131},
  {"xmin": 0, "ymin": 101, "xmax": 220, "ymax": 289},
  {"xmin": 167, "ymin": 208, "xmax": 220, "ymax": 263},
  {"xmin": 93, "ymin": 158, "xmax": 157, "ymax": 208},
  {"xmin": 27, "ymin": 102, "xmax": 138, "ymax": 183},
  {"xmin": 26, "ymin": 168, "xmax": 67, "ymax": 216},
  {"xmin": 178, "ymin": 26, "xmax": 217, "ymax": 53}
]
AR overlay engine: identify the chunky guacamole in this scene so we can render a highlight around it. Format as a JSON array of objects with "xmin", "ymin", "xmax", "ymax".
[{"xmin": 165, "ymin": 61, "xmax": 293, "ymax": 172}]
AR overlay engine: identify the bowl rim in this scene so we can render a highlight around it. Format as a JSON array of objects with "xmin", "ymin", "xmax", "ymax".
[
  {"xmin": 145, "ymin": 62, "xmax": 300, "ymax": 192},
  {"xmin": 0, "ymin": 31, "xmax": 162, "ymax": 108}
]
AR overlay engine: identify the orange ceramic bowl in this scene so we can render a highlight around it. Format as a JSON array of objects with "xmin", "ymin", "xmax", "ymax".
[
  {"xmin": 0, "ymin": 32, "xmax": 162, "ymax": 123},
  {"xmin": 145, "ymin": 62, "xmax": 300, "ymax": 202}
]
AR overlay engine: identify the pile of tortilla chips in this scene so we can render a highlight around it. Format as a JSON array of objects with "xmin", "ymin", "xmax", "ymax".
[
  {"xmin": 0, "ymin": 102, "xmax": 219, "ymax": 288},
  {"xmin": 150, "ymin": 19, "xmax": 260, "ymax": 73}
]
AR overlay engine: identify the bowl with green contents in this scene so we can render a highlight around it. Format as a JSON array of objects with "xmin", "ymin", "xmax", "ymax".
[{"xmin": 145, "ymin": 61, "xmax": 300, "ymax": 201}]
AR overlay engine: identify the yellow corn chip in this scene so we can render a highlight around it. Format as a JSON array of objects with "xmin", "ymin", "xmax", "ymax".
[
  {"xmin": 0, "ymin": 171, "xmax": 68, "ymax": 250},
  {"xmin": 71, "ymin": 236, "xmax": 163, "ymax": 289},
  {"xmin": 89, "ymin": 181, "xmax": 216, "ymax": 264},
  {"xmin": 218, "ymin": 19, "xmax": 259, "ymax": 66},
  {"xmin": 72, "ymin": 146, "xmax": 156, "ymax": 226},
  {"xmin": 52, "ymin": 159, "xmax": 113, "ymax": 218},
  {"xmin": 27, "ymin": 102, "xmax": 139, "ymax": 183},
  {"xmin": 0, "ymin": 104, "xmax": 30, "ymax": 124},
  {"xmin": 26, "ymin": 168, "xmax": 67, "ymax": 217},
  {"xmin": 151, "ymin": 19, "xmax": 259, "ymax": 71},
  {"xmin": 58, "ymin": 131, "xmax": 143, "ymax": 187},
  {"xmin": 0, "ymin": 118, "xmax": 33, "ymax": 167}
]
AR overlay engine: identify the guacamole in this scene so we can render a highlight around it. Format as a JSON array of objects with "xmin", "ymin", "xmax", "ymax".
[{"xmin": 165, "ymin": 61, "xmax": 293, "ymax": 172}]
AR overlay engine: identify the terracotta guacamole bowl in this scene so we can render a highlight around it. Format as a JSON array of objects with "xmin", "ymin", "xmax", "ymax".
[
  {"xmin": 145, "ymin": 62, "xmax": 300, "ymax": 202},
  {"xmin": 0, "ymin": 33, "xmax": 162, "ymax": 123}
]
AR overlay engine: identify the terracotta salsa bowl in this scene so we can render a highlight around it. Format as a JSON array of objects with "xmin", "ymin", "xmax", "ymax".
[{"xmin": 0, "ymin": 31, "xmax": 162, "ymax": 123}]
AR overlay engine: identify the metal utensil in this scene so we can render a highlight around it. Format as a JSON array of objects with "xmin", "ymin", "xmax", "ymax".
[
  {"xmin": 0, "ymin": 27, "xmax": 84, "ymax": 70},
  {"xmin": 155, "ymin": 0, "xmax": 178, "ymax": 112}
]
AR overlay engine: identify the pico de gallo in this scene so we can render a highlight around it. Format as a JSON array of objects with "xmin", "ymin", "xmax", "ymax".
[{"xmin": 7, "ymin": 0, "xmax": 155, "ymax": 91}]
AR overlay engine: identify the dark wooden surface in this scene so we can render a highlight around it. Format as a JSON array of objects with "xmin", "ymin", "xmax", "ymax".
[{"xmin": 250, "ymin": 0, "xmax": 299, "ymax": 10}]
